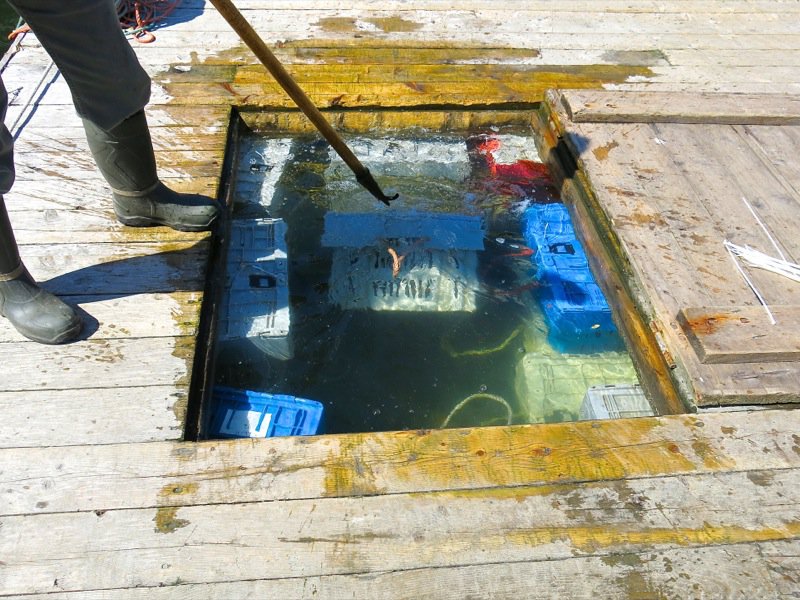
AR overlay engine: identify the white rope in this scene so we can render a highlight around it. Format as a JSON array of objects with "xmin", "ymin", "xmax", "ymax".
[
  {"xmin": 724, "ymin": 240, "xmax": 777, "ymax": 325},
  {"xmin": 741, "ymin": 196, "xmax": 788, "ymax": 261},
  {"xmin": 721, "ymin": 198, "xmax": 800, "ymax": 325},
  {"xmin": 725, "ymin": 241, "xmax": 800, "ymax": 284}
]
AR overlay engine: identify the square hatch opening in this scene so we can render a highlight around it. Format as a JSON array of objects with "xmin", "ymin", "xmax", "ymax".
[{"xmin": 190, "ymin": 109, "xmax": 670, "ymax": 439}]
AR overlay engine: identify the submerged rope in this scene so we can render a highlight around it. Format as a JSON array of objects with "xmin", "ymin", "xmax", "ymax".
[
  {"xmin": 440, "ymin": 393, "xmax": 513, "ymax": 429},
  {"xmin": 441, "ymin": 324, "xmax": 523, "ymax": 358}
]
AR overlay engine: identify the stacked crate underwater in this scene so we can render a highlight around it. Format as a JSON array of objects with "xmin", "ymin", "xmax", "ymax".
[
  {"xmin": 218, "ymin": 218, "xmax": 292, "ymax": 359},
  {"xmin": 322, "ymin": 211, "xmax": 485, "ymax": 312},
  {"xmin": 523, "ymin": 203, "xmax": 619, "ymax": 353}
]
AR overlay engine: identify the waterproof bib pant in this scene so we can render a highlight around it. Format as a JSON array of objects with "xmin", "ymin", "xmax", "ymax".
[
  {"xmin": 4, "ymin": 0, "xmax": 219, "ymax": 231},
  {"xmin": 0, "ymin": 65, "xmax": 82, "ymax": 343},
  {"xmin": 0, "ymin": 0, "xmax": 219, "ymax": 343}
]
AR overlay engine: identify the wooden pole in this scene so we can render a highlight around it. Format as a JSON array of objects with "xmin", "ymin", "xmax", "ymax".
[{"xmin": 208, "ymin": 0, "xmax": 398, "ymax": 205}]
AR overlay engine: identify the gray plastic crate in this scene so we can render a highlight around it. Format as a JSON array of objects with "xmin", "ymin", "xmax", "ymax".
[
  {"xmin": 323, "ymin": 211, "xmax": 483, "ymax": 312},
  {"xmin": 218, "ymin": 218, "xmax": 292, "ymax": 359},
  {"xmin": 579, "ymin": 384, "xmax": 654, "ymax": 420}
]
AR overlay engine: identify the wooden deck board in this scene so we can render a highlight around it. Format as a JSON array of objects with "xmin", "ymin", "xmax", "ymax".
[
  {"xmin": 0, "ymin": 387, "xmax": 185, "ymax": 448},
  {"xmin": 3, "ymin": 1, "xmax": 800, "ymax": 597},
  {"xmin": 15, "ymin": 542, "xmax": 791, "ymax": 600},
  {"xmin": 560, "ymin": 89, "xmax": 800, "ymax": 124},
  {"xmin": 544, "ymin": 90, "xmax": 800, "ymax": 407},
  {"xmin": 1, "ymin": 409, "xmax": 798, "ymax": 514},
  {"xmin": 3, "ymin": 466, "xmax": 798, "ymax": 595}
]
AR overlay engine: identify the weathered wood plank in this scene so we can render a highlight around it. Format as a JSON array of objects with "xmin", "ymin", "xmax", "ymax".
[
  {"xmin": 2, "ymin": 409, "xmax": 799, "ymax": 515},
  {"xmin": 0, "ymin": 386, "xmax": 185, "ymax": 448},
  {"xmin": 0, "ymin": 291, "xmax": 202, "ymax": 343},
  {"xmin": 665, "ymin": 47, "xmax": 800, "ymax": 67},
  {"xmin": 5, "ymin": 178, "xmax": 220, "ymax": 209},
  {"xmin": 132, "ymin": 46, "xmax": 666, "ymax": 68},
  {"xmin": 651, "ymin": 123, "xmax": 800, "ymax": 264},
  {"xmin": 12, "ymin": 62, "xmax": 800, "ymax": 112},
  {"xmin": 135, "ymin": 31, "xmax": 800, "ymax": 52},
  {"xmin": 678, "ymin": 306, "xmax": 800, "ymax": 364},
  {"xmin": 0, "ymin": 336, "xmax": 194, "ymax": 393},
  {"xmin": 12, "ymin": 148, "xmax": 223, "ymax": 180},
  {"xmin": 202, "ymin": 0, "xmax": 800, "ymax": 13},
  {"xmin": 7, "ymin": 6, "xmax": 793, "ymax": 39},
  {"xmin": 13, "ymin": 241, "xmax": 209, "ymax": 296},
  {"xmin": 547, "ymin": 93, "xmax": 800, "ymax": 406},
  {"xmin": 760, "ymin": 539, "xmax": 800, "ymax": 598},
  {"xmin": 6, "ymin": 74, "xmax": 642, "ymax": 109},
  {"xmin": 595, "ymin": 81, "xmax": 800, "ymax": 94},
  {"xmin": 5, "ymin": 104, "xmax": 232, "ymax": 131},
  {"xmin": 143, "ymin": 62, "xmax": 658, "ymax": 85},
  {"xmin": 742, "ymin": 125, "xmax": 800, "ymax": 214},
  {"xmin": 14, "ymin": 541, "xmax": 787, "ymax": 600},
  {"xmin": 133, "ymin": 9, "xmax": 800, "ymax": 36},
  {"xmin": 13, "ymin": 127, "xmax": 227, "ymax": 153},
  {"xmin": 1, "ymin": 468, "xmax": 798, "ymax": 595},
  {"xmin": 0, "ymin": 336, "xmax": 196, "ymax": 393},
  {"xmin": 560, "ymin": 90, "xmax": 800, "ymax": 124},
  {"xmin": 5, "ymin": 209, "xmax": 206, "ymax": 244}
]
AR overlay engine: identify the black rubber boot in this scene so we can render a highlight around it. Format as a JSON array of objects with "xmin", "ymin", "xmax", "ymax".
[
  {"xmin": 82, "ymin": 110, "xmax": 220, "ymax": 232},
  {"xmin": 0, "ymin": 198, "xmax": 82, "ymax": 344}
]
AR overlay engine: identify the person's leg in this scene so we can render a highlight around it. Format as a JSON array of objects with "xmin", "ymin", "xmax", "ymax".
[
  {"xmin": 0, "ymin": 78, "xmax": 81, "ymax": 343},
  {"xmin": 82, "ymin": 111, "xmax": 221, "ymax": 232},
  {"xmin": 9, "ymin": 0, "xmax": 220, "ymax": 231}
]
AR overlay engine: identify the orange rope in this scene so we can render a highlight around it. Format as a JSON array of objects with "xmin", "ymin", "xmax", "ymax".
[
  {"xmin": 7, "ymin": 24, "xmax": 30, "ymax": 41},
  {"xmin": 7, "ymin": 1, "xmax": 181, "ymax": 43},
  {"xmin": 116, "ymin": 0, "xmax": 181, "ymax": 43}
]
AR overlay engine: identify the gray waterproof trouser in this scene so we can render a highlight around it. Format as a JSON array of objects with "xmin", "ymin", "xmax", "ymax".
[{"xmin": 0, "ymin": 0, "xmax": 151, "ymax": 196}]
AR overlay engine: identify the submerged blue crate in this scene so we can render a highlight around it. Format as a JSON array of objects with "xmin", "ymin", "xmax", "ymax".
[
  {"xmin": 523, "ymin": 203, "xmax": 620, "ymax": 352},
  {"xmin": 211, "ymin": 386, "xmax": 323, "ymax": 438},
  {"xmin": 539, "ymin": 275, "xmax": 621, "ymax": 353},
  {"xmin": 523, "ymin": 202, "xmax": 579, "ymax": 248},
  {"xmin": 533, "ymin": 240, "xmax": 597, "ymax": 283}
]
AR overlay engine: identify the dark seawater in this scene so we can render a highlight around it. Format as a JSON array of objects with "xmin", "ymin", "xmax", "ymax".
[{"xmin": 211, "ymin": 130, "xmax": 639, "ymax": 435}]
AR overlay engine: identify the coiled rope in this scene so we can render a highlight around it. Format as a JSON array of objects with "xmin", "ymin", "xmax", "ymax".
[
  {"xmin": 7, "ymin": 1, "xmax": 181, "ymax": 44},
  {"xmin": 116, "ymin": 0, "xmax": 181, "ymax": 43},
  {"xmin": 440, "ymin": 393, "xmax": 513, "ymax": 429}
]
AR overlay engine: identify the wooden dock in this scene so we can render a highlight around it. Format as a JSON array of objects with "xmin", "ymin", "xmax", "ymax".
[{"xmin": 2, "ymin": 1, "xmax": 800, "ymax": 597}]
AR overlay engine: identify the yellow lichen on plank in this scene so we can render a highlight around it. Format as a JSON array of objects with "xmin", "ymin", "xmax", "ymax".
[
  {"xmin": 154, "ymin": 42, "xmax": 654, "ymax": 108},
  {"xmin": 504, "ymin": 521, "xmax": 800, "ymax": 554},
  {"xmin": 153, "ymin": 506, "xmax": 190, "ymax": 534},
  {"xmin": 158, "ymin": 76, "xmax": 649, "ymax": 108},
  {"xmin": 320, "ymin": 414, "xmax": 748, "ymax": 498}
]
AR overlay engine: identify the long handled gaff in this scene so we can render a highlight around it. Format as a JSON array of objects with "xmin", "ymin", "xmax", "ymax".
[{"xmin": 208, "ymin": 0, "xmax": 398, "ymax": 206}]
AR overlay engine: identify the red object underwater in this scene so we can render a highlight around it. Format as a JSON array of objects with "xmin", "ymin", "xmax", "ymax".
[{"xmin": 472, "ymin": 137, "xmax": 557, "ymax": 200}]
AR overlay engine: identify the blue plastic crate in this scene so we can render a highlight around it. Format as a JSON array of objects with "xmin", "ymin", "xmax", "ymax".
[
  {"xmin": 539, "ymin": 274, "xmax": 620, "ymax": 353},
  {"xmin": 534, "ymin": 240, "xmax": 596, "ymax": 283},
  {"xmin": 211, "ymin": 386, "xmax": 323, "ymax": 438},
  {"xmin": 523, "ymin": 202, "xmax": 621, "ymax": 352},
  {"xmin": 523, "ymin": 203, "xmax": 578, "ymax": 248}
]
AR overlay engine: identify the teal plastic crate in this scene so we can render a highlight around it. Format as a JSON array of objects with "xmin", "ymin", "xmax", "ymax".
[{"xmin": 211, "ymin": 386, "xmax": 323, "ymax": 438}]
